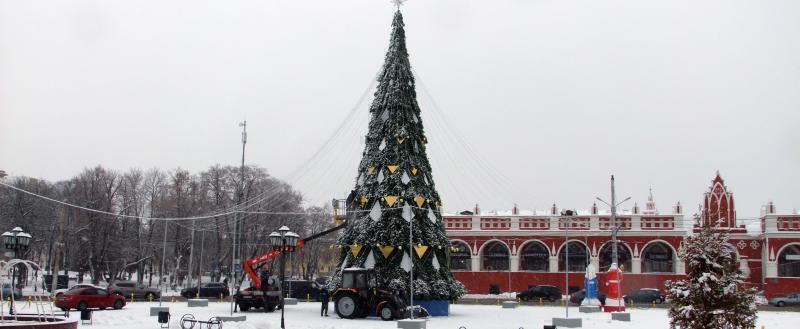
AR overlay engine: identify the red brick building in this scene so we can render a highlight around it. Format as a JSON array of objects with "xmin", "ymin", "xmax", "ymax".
[{"xmin": 444, "ymin": 173, "xmax": 800, "ymax": 298}]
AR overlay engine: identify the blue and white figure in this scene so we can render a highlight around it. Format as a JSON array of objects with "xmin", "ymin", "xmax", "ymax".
[{"xmin": 581, "ymin": 264, "xmax": 602, "ymax": 306}]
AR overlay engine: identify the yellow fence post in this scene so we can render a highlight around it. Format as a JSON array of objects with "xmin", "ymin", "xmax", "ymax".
[
  {"xmin": 131, "ymin": 293, "xmax": 134, "ymax": 303},
  {"xmin": 171, "ymin": 296, "xmax": 176, "ymax": 303},
  {"xmin": 220, "ymin": 293, "xmax": 224, "ymax": 302},
  {"xmin": 307, "ymin": 294, "xmax": 310, "ymax": 303}
]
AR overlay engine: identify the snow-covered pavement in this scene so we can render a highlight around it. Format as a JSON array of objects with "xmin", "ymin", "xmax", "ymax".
[{"xmin": 16, "ymin": 300, "xmax": 797, "ymax": 329}]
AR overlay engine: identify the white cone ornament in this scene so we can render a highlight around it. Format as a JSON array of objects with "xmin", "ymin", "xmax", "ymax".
[
  {"xmin": 402, "ymin": 204, "xmax": 413, "ymax": 222},
  {"xmin": 369, "ymin": 202, "xmax": 382, "ymax": 221},
  {"xmin": 401, "ymin": 251, "xmax": 412, "ymax": 272},
  {"xmin": 427, "ymin": 206, "xmax": 437, "ymax": 223},
  {"xmin": 364, "ymin": 250, "xmax": 376, "ymax": 269},
  {"xmin": 432, "ymin": 252, "xmax": 441, "ymax": 270},
  {"xmin": 401, "ymin": 171, "xmax": 411, "ymax": 185},
  {"xmin": 581, "ymin": 264, "xmax": 601, "ymax": 306}
]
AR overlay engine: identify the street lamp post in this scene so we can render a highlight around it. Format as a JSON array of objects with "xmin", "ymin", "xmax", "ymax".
[
  {"xmin": 269, "ymin": 226, "xmax": 299, "ymax": 329},
  {"xmin": 3, "ymin": 227, "xmax": 31, "ymax": 314},
  {"xmin": 596, "ymin": 175, "xmax": 631, "ymax": 313},
  {"xmin": 560, "ymin": 210, "xmax": 577, "ymax": 319}
]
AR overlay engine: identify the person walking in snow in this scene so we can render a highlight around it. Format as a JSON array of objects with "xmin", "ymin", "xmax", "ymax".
[{"xmin": 319, "ymin": 289, "xmax": 329, "ymax": 316}]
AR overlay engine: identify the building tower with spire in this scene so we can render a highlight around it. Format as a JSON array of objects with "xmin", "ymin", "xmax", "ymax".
[
  {"xmin": 644, "ymin": 187, "xmax": 658, "ymax": 215},
  {"xmin": 332, "ymin": 9, "xmax": 464, "ymax": 301},
  {"xmin": 701, "ymin": 171, "xmax": 737, "ymax": 228}
]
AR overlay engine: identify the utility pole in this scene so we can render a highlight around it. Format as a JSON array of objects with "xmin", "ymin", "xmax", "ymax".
[
  {"xmin": 187, "ymin": 219, "xmax": 196, "ymax": 294},
  {"xmin": 611, "ymin": 175, "xmax": 618, "ymax": 266},
  {"xmin": 51, "ymin": 205, "xmax": 67, "ymax": 294},
  {"xmin": 232, "ymin": 120, "xmax": 247, "ymax": 314},
  {"xmin": 197, "ymin": 230, "xmax": 205, "ymax": 291},
  {"xmin": 159, "ymin": 222, "xmax": 168, "ymax": 307}
]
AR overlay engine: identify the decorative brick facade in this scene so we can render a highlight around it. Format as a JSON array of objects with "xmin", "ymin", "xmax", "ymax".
[{"xmin": 444, "ymin": 173, "xmax": 800, "ymax": 298}]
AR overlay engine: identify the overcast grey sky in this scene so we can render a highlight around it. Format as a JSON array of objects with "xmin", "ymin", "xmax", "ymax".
[{"xmin": 1, "ymin": 0, "xmax": 799, "ymax": 217}]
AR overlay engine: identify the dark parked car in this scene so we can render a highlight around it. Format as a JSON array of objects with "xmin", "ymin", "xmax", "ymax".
[
  {"xmin": 181, "ymin": 282, "xmax": 230, "ymax": 298},
  {"xmin": 282, "ymin": 279, "xmax": 320, "ymax": 300},
  {"xmin": 624, "ymin": 288, "xmax": 665, "ymax": 304},
  {"xmin": 516, "ymin": 285, "xmax": 562, "ymax": 302},
  {"xmin": 55, "ymin": 287, "xmax": 126, "ymax": 311},
  {"xmin": 107, "ymin": 281, "xmax": 161, "ymax": 300},
  {"xmin": 569, "ymin": 289, "xmax": 607, "ymax": 305}
]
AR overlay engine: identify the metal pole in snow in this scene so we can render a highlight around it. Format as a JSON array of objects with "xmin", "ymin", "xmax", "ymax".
[
  {"xmin": 159, "ymin": 222, "xmax": 168, "ymax": 307},
  {"xmin": 565, "ymin": 218, "xmax": 569, "ymax": 319}
]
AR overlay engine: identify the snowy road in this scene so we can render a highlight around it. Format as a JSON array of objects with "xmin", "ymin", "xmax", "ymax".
[{"xmin": 18, "ymin": 300, "xmax": 797, "ymax": 329}]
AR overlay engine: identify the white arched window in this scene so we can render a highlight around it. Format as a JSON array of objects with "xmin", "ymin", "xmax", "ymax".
[
  {"xmin": 450, "ymin": 241, "xmax": 471, "ymax": 271},
  {"xmin": 519, "ymin": 241, "xmax": 549, "ymax": 272},
  {"xmin": 642, "ymin": 242, "xmax": 674, "ymax": 273},
  {"xmin": 481, "ymin": 241, "xmax": 509, "ymax": 271},
  {"xmin": 558, "ymin": 242, "xmax": 589, "ymax": 272},
  {"xmin": 778, "ymin": 244, "xmax": 800, "ymax": 277}
]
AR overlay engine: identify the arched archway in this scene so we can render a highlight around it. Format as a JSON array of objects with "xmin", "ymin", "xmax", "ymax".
[
  {"xmin": 558, "ymin": 241, "xmax": 589, "ymax": 272},
  {"xmin": 778, "ymin": 243, "xmax": 800, "ymax": 277},
  {"xmin": 598, "ymin": 242, "xmax": 632, "ymax": 272},
  {"xmin": 450, "ymin": 240, "xmax": 472, "ymax": 271},
  {"xmin": 641, "ymin": 241, "xmax": 675, "ymax": 273},
  {"xmin": 519, "ymin": 240, "xmax": 549, "ymax": 272},
  {"xmin": 481, "ymin": 240, "xmax": 509, "ymax": 271}
]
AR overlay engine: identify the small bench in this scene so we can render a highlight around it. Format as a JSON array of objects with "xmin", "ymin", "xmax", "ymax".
[
  {"xmin": 180, "ymin": 314, "xmax": 223, "ymax": 329},
  {"xmin": 188, "ymin": 299, "xmax": 209, "ymax": 307}
]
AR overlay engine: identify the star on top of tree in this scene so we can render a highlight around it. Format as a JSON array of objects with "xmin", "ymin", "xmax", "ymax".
[{"xmin": 392, "ymin": 0, "xmax": 407, "ymax": 9}]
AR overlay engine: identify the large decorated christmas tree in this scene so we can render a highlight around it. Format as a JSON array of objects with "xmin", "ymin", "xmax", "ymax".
[{"xmin": 330, "ymin": 9, "xmax": 464, "ymax": 301}]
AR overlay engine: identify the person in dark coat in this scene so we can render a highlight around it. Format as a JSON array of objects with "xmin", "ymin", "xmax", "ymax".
[{"xmin": 319, "ymin": 289, "xmax": 330, "ymax": 316}]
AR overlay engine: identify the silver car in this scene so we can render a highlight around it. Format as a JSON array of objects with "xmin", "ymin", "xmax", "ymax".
[
  {"xmin": 107, "ymin": 281, "xmax": 161, "ymax": 300},
  {"xmin": 768, "ymin": 293, "xmax": 800, "ymax": 307}
]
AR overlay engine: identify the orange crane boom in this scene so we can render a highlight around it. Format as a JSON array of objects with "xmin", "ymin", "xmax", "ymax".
[{"xmin": 243, "ymin": 223, "xmax": 347, "ymax": 290}]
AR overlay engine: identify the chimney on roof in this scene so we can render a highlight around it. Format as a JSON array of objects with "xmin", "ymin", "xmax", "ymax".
[
  {"xmin": 591, "ymin": 202, "xmax": 598, "ymax": 215},
  {"xmin": 632, "ymin": 202, "xmax": 640, "ymax": 215},
  {"xmin": 512, "ymin": 203, "xmax": 519, "ymax": 215},
  {"xmin": 474, "ymin": 203, "xmax": 480, "ymax": 215},
  {"xmin": 551, "ymin": 203, "xmax": 558, "ymax": 215},
  {"xmin": 767, "ymin": 201, "xmax": 775, "ymax": 214}
]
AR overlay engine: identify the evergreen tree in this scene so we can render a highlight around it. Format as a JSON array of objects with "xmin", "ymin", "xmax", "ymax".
[
  {"xmin": 329, "ymin": 10, "xmax": 464, "ymax": 300},
  {"xmin": 665, "ymin": 223, "xmax": 757, "ymax": 329}
]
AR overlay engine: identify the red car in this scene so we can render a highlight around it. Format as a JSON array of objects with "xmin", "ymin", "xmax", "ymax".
[{"xmin": 55, "ymin": 287, "xmax": 126, "ymax": 311}]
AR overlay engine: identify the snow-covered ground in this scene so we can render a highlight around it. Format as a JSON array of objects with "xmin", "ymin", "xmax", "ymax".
[{"xmin": 12, "ymin": 299, "xmax": 798, "ymax": 329}]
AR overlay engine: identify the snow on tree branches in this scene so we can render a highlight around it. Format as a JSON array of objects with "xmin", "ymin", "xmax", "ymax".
[{"xmin": 665, "ymin": 222, "xmax": 757, "ymax": 329}]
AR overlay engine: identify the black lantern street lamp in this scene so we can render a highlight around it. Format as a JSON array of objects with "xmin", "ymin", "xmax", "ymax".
[
  {"xmin": 269, "ymin": 226, "xmax": 299, "ymax": 329},
  {"xmin": 3, "ymin": 227, "xmax": 31, "ymax": 314}
]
